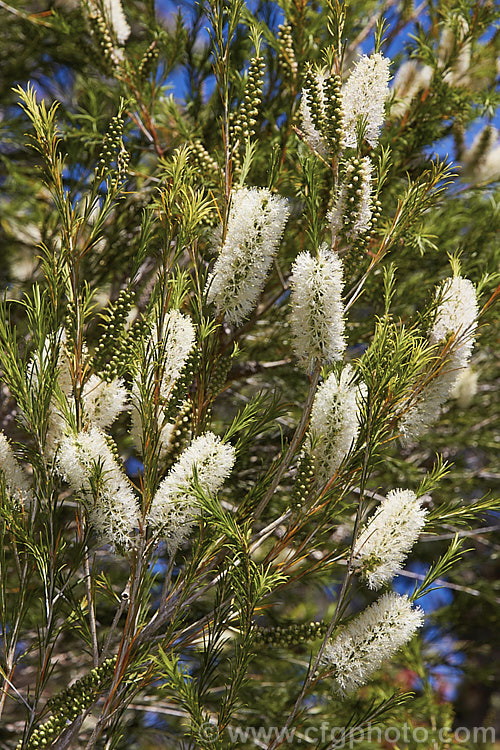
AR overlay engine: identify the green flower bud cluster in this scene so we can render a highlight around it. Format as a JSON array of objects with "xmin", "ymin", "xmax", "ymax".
[
  {"xmin": 370, "ymin": 195, "xmax": 383, "ymax": 233},
  {"xmin": 303, "ymin": 65, "xmax": 343, "ymax": 155},
  {"xmin": 254, "ymin": 621, "xmax": 328, "ymax": 647},
  {"xmin": 337, "ymin": 157, "xmax": 373, "ymax": 248},
  {"xmin": 238, "ymin": 55, "xmax": 265, "ymax": 141},
  {"xmin": 207, "ymin": 354, "xmax": 232, "ymax": 398},
  {"xmin": 188, "ymin": 138, "xmax": 221, "ymax": 188},
  {"xmin": 105, "ymin": 316, "xmax": 150, "ymax": 381},
  {"xmin": 46, "ymin": 657, "xmax": 116, "ymax": 713},
  {"xmin": 291, "ymin": 453, "xmax": 316, "ymax": 511},
  {"xmin": 277, "ymin": 24, "xmax": 297, "ymax": 82},
  {"xmin": 87, "ymin": 6, "xmax": 120, "ymax": 74},
  {"xmin": 163, "ymin": 348, "xmax": 200, "ymax": 421},
  {"xmin": 230, "ymin": 55, "xmax": 265, "ymax": 168},
  {"xmin": 19, "ymin": 658, "xmax": 116, "ymax": 749},
  {"xmin": 103, "ymin": 432, "xmax": 121, "ymax": 464},
  {"xmin": 116, "ymin": 145, "xmax": 130, "ymax": 185},
  {"xmin": 94, "ymin": 288, "xmax": 135, "ymax": 375},
  {"xmin": 163, "ymin": 402, "xmax": 192, "ymax": 471},
  {"xmin": 63, "ymin": 306, "xmax": 77, "ymax": 350},
  {"xmin": 322, "ymin": 74, "xmax": 343, "ymax": 154},
  {"xmin": 303, "ymin": 64, "xmax": 325, "ymax": 134},
  {"xmin": 18, "ymin": 712, "xmax": 67, "ymax": 749},
  {"xmin": 138, "ymin": 40, "xmax": 159, "ymax": 81},
  {"xmin": 96, "ymin": 114, "xmax": 127, "ymax": 181}
]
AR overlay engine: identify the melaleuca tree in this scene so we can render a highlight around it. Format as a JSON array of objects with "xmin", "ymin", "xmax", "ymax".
[{"xmin": 0, "ymin": 0, "xmax": 499, "ymax": 748}]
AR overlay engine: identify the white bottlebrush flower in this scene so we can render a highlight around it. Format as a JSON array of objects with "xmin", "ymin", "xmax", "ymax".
[
  {"xmin": 429, "ymin": 276, "xmax": 478, "ymax": 357},
  {"xmin": 148, "ymin": 432, "xmax": 236, "ymax": 553},
  {"xmin": 0, "ymin": 432, "xmax": 32, "ymax": 507},
  {"xmin": 400, "ymin": 362, "xmax": 458, "ymax": 443},
  {"xmin": 56, "ymin": 351, "xmax": 74, "ymax": 397},
  {"xmin": 321, "ymin": 593, "xmax": 424, "ymax": 695},
  {"xmin": 141, "ymin": 309, "xmax": 196, "ymax": 402},
  {"xmin": 342, "ymin": 53, "xmax": 391, "ymax": 148},
  {"xmin": 32, "ymin": 338, "xmax": 128, "ymax": 450},
  {"xmin": 84, "ymin": 0, "xmax": 128, "ymax": 67},
  {"xmin": 352, "ymin": 489, "xmax": 427, "ymax": 589},
  {"xmin": 438, "ymin": 18, "xmax": 471, "ymax": 86},
  {"xmin": 329, "ymin": 156, "xmax": 373, "ymax": 243},
  {"xmin": 299, "ymin": 70, "xmax": 328, "ymax": 155},
  {"xmin": 102, "ymin": 0, "xmax": 130, "ymax": 45},
  {"xmin": 206, "ymin": 188, "xmax": 289, "ymax": 326},
  {"xmin": 473, "ymin": 145, "xmax": 500, "ymax": 184},
  {"xmin": 289, "ymin": 245, "xmax": 345, "ymax": 372},
  {"xmin": 58, "ymin": 427, "xmax": 139, "ymax": 548},
  {"xmin": 462, "ymin": 126, "xmax": 499, "ymax": 174},
  {"xmin": 28, "ymin": 332, "xmax": 128, "ymax": 450},
  {"xmin": 161, "ymin": 309, "xmax": 196, "ymax": 399},
  {"xmin": 82, "ymin": 375, "xmax": 128, "ymax": 430},
  {"xmin": 391, "ymin": 61, "xmax": 433, "ymax": 117},
  {"xmin": 306, "ymin": 365, "xmax": 365, "ymax": 483},
  {"xmin": 450, "ymin": 366, "xmax": 478, "ymax": 407},
  {"xmin": 45, "ymin": 411, "xmax": 69, "ymax": 458},
  {"xmin": 462, "ymin": 127, "xmax": 500, "ymax": 184},
  {"xmin": 401, "ymin": 276, "xmax": 478, "ymax": 441},
  {"xmin": 27, "ymin": 334, "xmax": 73, "ymax": 455}
]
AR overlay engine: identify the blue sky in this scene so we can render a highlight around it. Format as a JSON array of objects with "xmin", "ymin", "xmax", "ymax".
[{"xmin": 154, "ymin": 0, "xmax": 499, "ymax": 149}]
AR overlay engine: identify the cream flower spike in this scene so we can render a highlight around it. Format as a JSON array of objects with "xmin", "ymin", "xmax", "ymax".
[
  {"xmin": 321, "ymin": 593, "xmax": 423, "ymax": 695},
  {"xmin": 401, "ymin": 275, "xmax": 478, "ymax": 442},
  {"xmin": 58, "ymin": 427, "xmax": 139, "ymax": 549},
  {"xmin": 353, "ymin": 489, "xmax": 428, "ymax": 589},
  {"xmin": 0, "ymin": 432, "xmax": 32, "ymax": 507},
  {"xmin": 148, "ymin": 433, "xmax": 236, "ymax": 554},
  {"xmin": 206, "ymin": 187, "xmax": 289, "ymax": 326},
  {"xmin": 306, "ymin": 365, "xmax": 365, "ymax": 483},
  {"xmin": 103, "ymin": 0, "xmax": 131, "ymax": 45},
  {"xmin": 342, "ymin": 53, "xmax": 391, "ymax": 148},
  {"xmin": 289, "ymin": 244, "xmax": 345, "ymax": 372}
]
